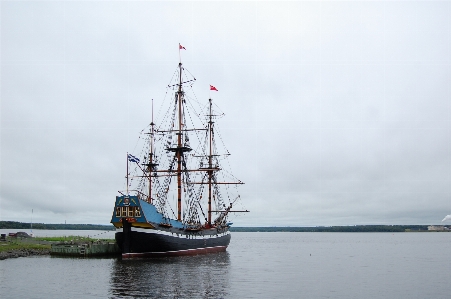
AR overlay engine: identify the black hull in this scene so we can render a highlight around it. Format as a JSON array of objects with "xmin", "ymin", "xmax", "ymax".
[{"xmin": 115, "ymin": 226, "xmax": 231, "ymax": 258}]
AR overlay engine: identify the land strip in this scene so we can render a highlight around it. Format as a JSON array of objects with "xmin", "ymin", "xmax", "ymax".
[
  {"xmin": 229, "ymin": 225, "xmax": 444, "ymax": 232},
  {"xmin": 0, "ymin": 221, "xmax": 115, "ymax": 231},
  {"xmin": 0, "ymin": 238, "xmax": 51, "ymax": 260},
  {"xmin": 0, "ymin": 236, "xmax": 115, "ymax": 260},
  {"xmin": 2, "ymin": 222, "xmax": 447, "ymax": 233}
]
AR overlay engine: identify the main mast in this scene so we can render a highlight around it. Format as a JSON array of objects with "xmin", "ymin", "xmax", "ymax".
[
  {"xmin": 176, "ymin": 62, "xmax": 183, "ymax": 221},
  {"xmin": 158, "ymin": 59, "xmax": 196, "ymax": 223},
  {"xmin": 208, "ymin": 98, "xmax": 213, "ymax": 225}
]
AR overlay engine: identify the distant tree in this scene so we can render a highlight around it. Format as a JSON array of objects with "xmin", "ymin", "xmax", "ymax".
[{"xmin": 0, "ymin": 221, "xmax": 115, "ymax": 231}]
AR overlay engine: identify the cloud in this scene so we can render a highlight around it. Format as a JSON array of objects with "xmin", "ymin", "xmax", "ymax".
[{"xmin": 1, "ymin": 1, "xmax": 450, "ymax": 226}]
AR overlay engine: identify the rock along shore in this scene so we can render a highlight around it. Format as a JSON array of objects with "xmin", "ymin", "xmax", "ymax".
[{"xmin": 0, "ymin": 248, "xmax": 50, "ymax": 260}]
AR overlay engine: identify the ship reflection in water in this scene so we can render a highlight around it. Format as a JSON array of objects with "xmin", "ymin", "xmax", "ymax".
[{"xmin": 109, "ymin": 252, "xmax": 230, "ymax": 298}]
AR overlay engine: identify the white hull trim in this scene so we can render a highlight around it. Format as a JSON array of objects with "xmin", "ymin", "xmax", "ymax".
[{"xmin": 116, "ymin": 226, "xmax": 230, "ymax": 240}]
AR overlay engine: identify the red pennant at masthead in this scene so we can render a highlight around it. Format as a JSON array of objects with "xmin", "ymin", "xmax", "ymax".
[
  {"xmin": 210, "ymin": 85, "xmax": 218, "ymax": 91},
  {"xmin": 179, "ymin": 44, "xmax": 186, "ymax": 50}
]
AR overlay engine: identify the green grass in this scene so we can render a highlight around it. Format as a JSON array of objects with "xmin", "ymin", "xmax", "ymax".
[
  {"xmin": 0, "ymin": 240, "xmax": 50, "ymax": 253},
  {"xmin": 0, "ymin": 236, "xmax": 116, "ymax": 253},
  {"xmin": 35, "ymin": 236, "xmax": 115, "ymax": 242}
]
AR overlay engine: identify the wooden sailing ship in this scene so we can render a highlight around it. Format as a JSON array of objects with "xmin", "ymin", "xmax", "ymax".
[{"xmin": 111, "ymin": 48, "xmax": 248, "ymax": 258}]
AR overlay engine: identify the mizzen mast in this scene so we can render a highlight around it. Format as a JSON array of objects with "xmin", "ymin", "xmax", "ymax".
[{"xmin": 147, "ymin": 99, "xmax": 157, "ymax": 204}]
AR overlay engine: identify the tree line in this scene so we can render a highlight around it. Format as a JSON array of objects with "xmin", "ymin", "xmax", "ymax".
[
  {"xmin": 0, "ymin": 221, "xmax": 115, "ymax": 231},
  {"xmin": 1, "ymin": 221, "xmax": 432, "ymax": 232},
  {"xmin": 229, "ymin": 225, "xmax": 430, "ymax": 232}
]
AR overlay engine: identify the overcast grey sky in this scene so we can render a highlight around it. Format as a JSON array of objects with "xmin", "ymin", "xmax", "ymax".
[{"xmin": 1, "ymin": 1, "xmax": 450, "ymax": 226}]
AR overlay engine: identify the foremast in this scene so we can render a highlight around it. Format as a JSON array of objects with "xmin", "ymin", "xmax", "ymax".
[{"xmin": 203, "ymin": 98, "xmax": 246, "ymax": 227}]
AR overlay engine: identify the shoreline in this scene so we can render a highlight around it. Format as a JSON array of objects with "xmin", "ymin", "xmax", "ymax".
[
  {"xmin": 0, "ymin": 236, "xmax": 52, "ymax": 261},
  {"xmin": 0, "ymin": 248, "xmax": 50, "ymax": 260},
  {"xmin": 1, "ymin": 235, "xmax": 118, "ymax": 260}
]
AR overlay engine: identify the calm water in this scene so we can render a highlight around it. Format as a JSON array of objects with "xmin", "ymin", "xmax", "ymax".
[{"xmin": 1, "ymin": 232, "xmax": 450, "ymax": 298}]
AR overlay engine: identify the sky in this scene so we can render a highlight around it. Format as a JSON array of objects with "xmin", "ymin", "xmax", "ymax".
[{"xmin": 1, "ymin": 0, "xmax": 450, "ymax": 226}]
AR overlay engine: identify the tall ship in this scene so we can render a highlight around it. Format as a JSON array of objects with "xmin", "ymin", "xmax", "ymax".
[{"xmin": 111, "ymin": 48, "xmax": 248, "ymax": 258}]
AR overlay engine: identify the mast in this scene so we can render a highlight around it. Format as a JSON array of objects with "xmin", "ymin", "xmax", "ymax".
[
  {"xmin": 148, "ymin": 99, "xmax": 155, "ymax": 204},
  {"xmin": 208, "ymin": 98, "xmax": 213, "ymax": 225},
  {"xmin": 117, "ymin": 50, "xmax": 249, "ymax": 228},
  {"xmin": 176, "ymin": 62, "xmax": 183, "ymax": 221},
  {"xmin": 164, "ymin": 60, "xmax": 193, "ymax": 222}
]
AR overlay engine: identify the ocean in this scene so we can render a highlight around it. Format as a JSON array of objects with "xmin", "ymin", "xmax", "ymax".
[{"xmin": 1, "ymin": 231, "xmax": 450, "ymax": 298}]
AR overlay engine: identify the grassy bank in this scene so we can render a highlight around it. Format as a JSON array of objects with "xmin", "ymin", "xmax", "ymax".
[
  {"xmin": 0, "ymin": 238, "xmax": 51, "ymax": 260},
  {"xmin": 0, "ymin": 238, "xmax": 51, "ymax": 253},
  {"xmin": 0, "ymin": 236, "xmax": 117, "ymax": 260},
  {"xmin": 35, "ymin": 236, "xmax": 115, "ymax": 243}
]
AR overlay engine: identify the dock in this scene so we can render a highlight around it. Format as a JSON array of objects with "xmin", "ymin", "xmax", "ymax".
[{"xmin": 51, "ymin": 241, "xmax": 120, "ymax": 257}]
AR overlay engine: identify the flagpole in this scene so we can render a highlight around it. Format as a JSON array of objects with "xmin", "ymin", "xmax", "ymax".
[{"xmin": 126, "ymin": 152, "xmax": 129, "ymax": 195}]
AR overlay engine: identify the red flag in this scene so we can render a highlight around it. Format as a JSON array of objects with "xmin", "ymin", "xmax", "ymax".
[
  {"xmin": 179, "ymin": 44, "xmax": 186, "ymax": 50},
  {"xmin": 210, "ymin": 85, "xmax": 218, "ymax": 91}
]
